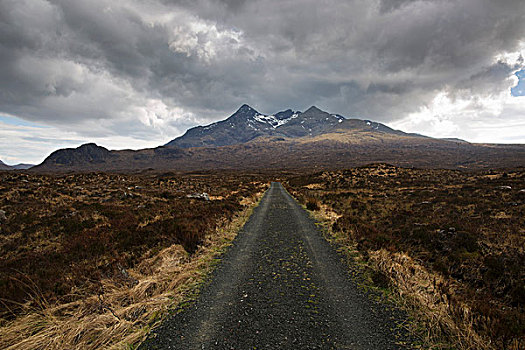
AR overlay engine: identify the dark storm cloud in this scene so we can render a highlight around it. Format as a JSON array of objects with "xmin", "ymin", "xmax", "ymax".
[
  {"xmin": 0, "ymin": 0, "xmax": 524, "ymax": 139},
  {"xmin": 379, "ymin": 0, "xmax": 420, "ymax": 13}
]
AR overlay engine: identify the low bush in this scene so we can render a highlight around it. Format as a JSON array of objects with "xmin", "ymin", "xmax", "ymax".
[{"xmin": 305, "ymin": 196, "xmax": 320, "ymax": 211}]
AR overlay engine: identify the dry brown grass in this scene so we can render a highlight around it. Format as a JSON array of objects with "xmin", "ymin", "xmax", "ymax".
[
  {"xmin": 0, "ymin": 183, "xmax": 266, "ymax": 349},
  {"xmin": 286, "ymin": 165, "xmax": 525, "ymax": 350},
  {"xmin": 313, "ymin": 210, "xmax": 509, "ymax": 350},
  {"xmin": 369, "ymin": 249, "xmax": 488, "ymax": 349},
  {"xmin": 0, "ymin": 172, "xmax": 269, "ymax": 314}
]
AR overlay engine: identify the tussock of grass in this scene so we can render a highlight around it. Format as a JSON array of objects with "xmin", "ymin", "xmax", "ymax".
[
  {"xmin": 305, "ymin": 196, "xmax": 320, "ymax": 211},
  {"xmin": 0, "ymin": 190, "xmax": 265, "ymax": 350},
  {"xmin": 369, "ymin": 249, "xmax": 487, "ymax": 349}
]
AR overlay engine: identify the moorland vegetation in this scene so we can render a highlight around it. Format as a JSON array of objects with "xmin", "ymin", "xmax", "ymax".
[
  {"xmin": 286, "ymin": 164, "xmax": 524, "ymax": 349},
  {"xmin": 0, "ymin": 171, "xmax": 267, "ymax": 349}
]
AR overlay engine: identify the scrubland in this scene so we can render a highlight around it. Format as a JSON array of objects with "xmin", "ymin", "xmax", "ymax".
[
  {"xmin": 0, "ymin": 171, "xmax": 267, "ymax": 349},
  {"xmin": 286, "ymin": 164, "xmax": 524, "ymax": 350},
  {"xmin": 2, "ymin": 165, "xmax": 524, "ymax": 349}
]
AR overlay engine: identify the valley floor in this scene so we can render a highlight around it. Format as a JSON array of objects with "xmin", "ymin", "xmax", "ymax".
[{"xmin": 1, "ymin": 165, "xmax": 523, "ymax": 349}]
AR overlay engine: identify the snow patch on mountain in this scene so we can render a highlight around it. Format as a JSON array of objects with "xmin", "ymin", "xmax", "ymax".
[{"xmin": 252, "ymin": 112, "xmax": 300, "ymax": 128}]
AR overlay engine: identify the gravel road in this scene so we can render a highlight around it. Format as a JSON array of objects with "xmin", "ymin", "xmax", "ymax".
[{"xmin": 140, "ymin": 182, "xmax": 414, "ymax": 349}]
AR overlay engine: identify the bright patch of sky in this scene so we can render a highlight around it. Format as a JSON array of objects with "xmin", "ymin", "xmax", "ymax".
[
  {"xmin": 0, "ymin": 120, "xmax": 171, "ymax": 165},
  {"xmin": 511, "ymin": 69, "xmax": 525, "ymax": 96},
  {"xmin": 389, "ymin": 91, "xmax": 525, "ymax": 144},
  {"xmin": 0, "ymin": 115, "xmax": 48, "ymax": 128}
]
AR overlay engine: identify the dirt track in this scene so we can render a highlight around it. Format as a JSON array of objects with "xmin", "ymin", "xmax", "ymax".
[{"xmin": 140, "ymin": 182, "xmax": 414, "ymax": 349}]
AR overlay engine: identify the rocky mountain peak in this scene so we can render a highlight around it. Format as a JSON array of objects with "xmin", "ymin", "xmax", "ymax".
[
  {"xmin": 304, "ymin": 106, "xmax": 323, "ymax": 114},
  {"xmin": 274, "ymin": 109, "xmax": 295, "ymax": 120},
  {"xmin": 165, "ymin": 104, "xmax": 408, "ymax": 148},
  {"xmin": 166, "ymin": 105, "xmax": 349, "ymax": 148},
  {"xmin": 233, "ymin": 104, "xmax": 259, "ymax": 117},
  {"xmin": 78, "ymin": 143, "xmax": 105, "ymax": 151}
]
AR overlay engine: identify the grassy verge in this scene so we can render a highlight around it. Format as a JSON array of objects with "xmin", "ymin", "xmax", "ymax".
[{"xmin": 306, "ymin": 203, "xmax": 454, "ymax": 349}]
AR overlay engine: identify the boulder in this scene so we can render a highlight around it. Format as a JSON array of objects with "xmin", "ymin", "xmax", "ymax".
[{"xmin": 186, "ymin": 192, "xmax": 210, "ymax": 201}]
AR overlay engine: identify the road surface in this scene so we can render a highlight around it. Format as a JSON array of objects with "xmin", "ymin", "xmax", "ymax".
[{"xmin": 140, "ymin": 182, "xmax": 413, "ymax": 349}]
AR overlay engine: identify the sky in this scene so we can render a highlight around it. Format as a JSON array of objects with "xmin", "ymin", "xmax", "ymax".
[{"xmin": 0, "ymin": 0, "xmax": 524, "ymax": 164}]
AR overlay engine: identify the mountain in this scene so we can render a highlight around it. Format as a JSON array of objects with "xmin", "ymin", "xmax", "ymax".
[
  {"xmin": 33, "ymin": 105, "xmax": 525, "ymax": 172},
  {"xmin": 0, "ymin": 160, "xmax": 34, "ymax": 170},
  {"xmin": 42, "ymin": 143, "xmax": 114, "ymax": 168},
  {"xmin": 165, "ymin": 105, "xmax": 396, "ymax": 148},
  {"xmin": 166, "ymin": 104, "xmax": 280, "ymax": 148}
]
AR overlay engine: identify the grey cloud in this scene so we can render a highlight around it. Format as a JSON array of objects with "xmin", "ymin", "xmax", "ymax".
[
  {"xmin": 0, "ymin": 0, "xmax": 524, "ymax": 143},
  {"xmin": 455, "ymin": 60, "xmax": 524, "ymax": 97},
  {"xmin": 379, "ymin": 0, "xmax": 421, "ymax": 13}
]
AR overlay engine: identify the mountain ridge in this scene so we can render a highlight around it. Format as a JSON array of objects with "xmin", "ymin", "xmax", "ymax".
[
  {"xmin": 165, "ymin": 104, "xmax": 404, "ymax": 148},
  {"xmin": 32, "ymin": 105, "xmax": 524, "ymax": 172}
]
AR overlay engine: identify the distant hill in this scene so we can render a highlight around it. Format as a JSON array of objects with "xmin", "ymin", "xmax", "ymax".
[
  {"xmin": 440, "ymin": 137, "xmax": 469, "ymax": 143},
  {"xmin": 0, "ymin": 160, "xmax": 10, "ymax": 171},
  {"xmin": 41, "ymin": 143, "xmax": 114, "ymax": 168},
  {"xmin": 11, "ymin": 164, "xmax": 34, "ymax": 170},
  {"xmin": 33, "ymin": 105, "xmax": 525, "ymax": 172},
  {"xmin": 0, "ymin": 160, "xmax": 33, "ymax": 170}
]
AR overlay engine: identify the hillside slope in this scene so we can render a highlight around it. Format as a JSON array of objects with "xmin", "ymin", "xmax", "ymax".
[{"xmin": 0, "ymin": 160, "xmax": 10, "ymax": 171}]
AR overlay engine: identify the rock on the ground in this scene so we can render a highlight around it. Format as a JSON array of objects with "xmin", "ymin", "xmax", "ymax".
[{"xmin": 187, "ymin": 192, "xmax": 210, "ymax": 201}]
